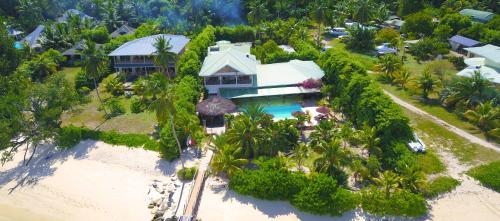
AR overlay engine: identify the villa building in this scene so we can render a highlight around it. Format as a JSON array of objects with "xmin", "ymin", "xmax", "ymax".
[
  {"xmin": 459, "ymin": 9, "xmax": 494, "ymax": 23},
  {"xmin": 111, "ymin": 24, "xmax": 136, "ymax": 38},
  {"xmin": 449, "ymin": 35, "xmax": 481, "ymax": 54},
  {"xmin": 199, "ymin": 41, "xmax": 324, "ymax": 99},
  {"xmin": 108, "ymin": 34, "xmax": 190, "ymax": 76},
  {"xmin": 457, "ymin": 44, "xmax": 500, "ymax": 84}
]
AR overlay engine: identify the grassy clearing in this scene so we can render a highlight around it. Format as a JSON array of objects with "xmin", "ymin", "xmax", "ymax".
[
  {"xmin": 423, "ymin": 176, "xmax": 461, "ymax": 198},
  {"xmin": 60, "ymin": 67, "xmax": 81, "ymax": 83},
  {"xmin": 326, "ymin": 38, "xmax": 377, "ymax": 70},
  {"xmin": 417, "ymin": 148, "xmax": 446, "ymax": 175},
  {"xmin": 403, "ymin": 108, "xmax": 500, "ymax": 165},
  {"xmin": 467, "ymin": 161, "xmax": 500, "ymax": 192},
  {"xmin": 62, "ymin": 74, "xmax": 156, "ymax": 134}
]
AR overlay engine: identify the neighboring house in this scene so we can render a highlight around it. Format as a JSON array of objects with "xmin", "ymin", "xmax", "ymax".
[
  {"xmin": 21, "ymin": 25, "xmax": 45, "ymax": 50},
  {"xmin": 62, "ymin": 41, "xmax": 102, "ymax": 65},
  {"xmin": 459, "ymin": 9, "xmax": 495, "ymax": 23},
  {"xmin": 384, "ymin": 16, "xmax": 405, "ymax": 30},
  {"xmin": 279, "ymin": 45, "xmax": 296, "ymax": 53},
  {"xmin": 376, "ymin": 43, "xmax": 397, "ymax": 56},
  {"xmin": 7, "ymin": 27, "xmax": 23, "ymax": 40},
  {"xmin": 57, "ymin": 9, "xmax": 93, "ymax": 23},
  {"xmin": 111, "ymin": 24, "xmax": 136, "ymax": 38},
  {"xmin": 449, "ymin": 35, "xmax": 481, "ymax": 54},
  {"xmin": 199, "ymin": 41, "xmax": 324, "ymax": 99},
  {"xmin": 108, "ymin": 34, "xmax": 190, "ymax": 76},
  {"xmin": 457, "ymin": 44, "xmax": 500, "ymax": 84}
]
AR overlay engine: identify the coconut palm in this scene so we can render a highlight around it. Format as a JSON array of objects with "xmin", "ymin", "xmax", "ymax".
[
  {"xmin": 399, "ymin": 165, "xmax": 426, "ymax": 193},
  {"xmin": 210, "ymin": 136, "xmax": 248, "ymax": 177},
  {"xmin": 373, "ymin": 170, "xmax": 402, "ymax": 198},
  {"xmin": 242, "ymin": 103, "xmax": 266, "ymax": 122},
  {"xmin": 309, "ymin": 119, "xmax": 336, "ymax": 147},
  {"xmin": 356, "ymin": 124, "xmax": 381, "ymax": 157},
  {"xmin": 464, "ymin": 101, "xmax": 500, "ymax": 137},
  {"xmin": 247, "ymin": 0, "xmax": 269, "ymax": 39},
  {"xmin": 290, "ymin": 143, "xmax": 309, "ymax": 172},
  {"xmin": 442, "ymin": 71, "xmax": 495, "ymax": 108},
  {"xmin": 309, "ymin": 0, "xmax": 331, "ymax": 46},
  {"xmin": 313, "ymin": 138, "xmax": 351, "ymax": 177},
  {"xmin": 392, "ymin": 68, "xmax": 412, "ymax": 90},
  {"xmin": 376, "ymin": 54, "xmax": 402, "ymax": 81},
  {"xmin": 82, "ymin": 40, "xmax": 109, "ymax": 115},
  {"xmin": 353, "ymin": 0, "xmax": 374, "ymax": 24},
  {"xmin": 417, "ymin": 71, "xmax": 439, "ymax": 101},
  {"xmin": 273, "ymin": 0, "xmax": 290, "ymax": 19},
  {"xmin": 153, "ymin": 36, "xmax": 177, "ymax": 78},
  {"xmin": 225, "ymin": 115, "xmax": 265, "ymax": 158}
]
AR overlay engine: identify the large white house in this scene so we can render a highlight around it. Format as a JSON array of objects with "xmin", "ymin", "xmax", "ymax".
[
  {"xmin": 457, "ymin": 44, "xmax": 500, "ymax": 84},
  {"xmin": 199, "ymin": 41, "xmax": 324, "ymax": 99}
]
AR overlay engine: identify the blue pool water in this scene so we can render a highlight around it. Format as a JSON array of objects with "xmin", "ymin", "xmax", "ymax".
[
  {"xmin": 262, "ymin": 104, "xmax": 302, "ymax": 119},
  {"xmin": 14, "ymin": 41, "xmax": 23, "ymax": 49}
]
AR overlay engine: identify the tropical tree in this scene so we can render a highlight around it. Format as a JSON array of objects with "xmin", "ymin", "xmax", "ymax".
[
  {"xmin": 81, "ymin": 40, "xmax": 109, "ymax": 115},
  {"xmin": 247, "ymin": 0, "xmax": 269, "ymax": 39},
  {"xmin": 373, "ymin": 170, "xmax": 402, "ymax": 198},
  {"xmin": 356, "ymin": 124, "xmax": 381, "ymax": 157},
  {"xmin": 399, "ymin": 165, "xmax": 426, "ymax": 193},
  {"xmin": 313, "ymin": 138, "xmax": 351, "ymax": 180},
  {"xmin": 442, "ymin": 71, "xmax": 495, "ymax": 108},
  {"xmin": 309, "ymin": 0, "xmax": 330, "ymax": 46},
  {"xmin": 242, "ymin": 103, "xmax": 266, "ymax": 122},
  {"xmin": 464, "ymin": 101, "xmax": 500, "ymax": 138},
  {"xmin": 290, "ymin": 142, "xmax": 309, "ymax": 172},
  {"xmin": 309, "ymin": 119, "xmax": 336, "ymax": 148},
  {"xmin": 153, "ymin": 36, "xmax": 177, "ymax": 78},
  {"xmin": 273, "ymin": 0, "xmax": 290, "ymax": 19},
  {"xmin": 392, "ymin": 68, "xmax": 412, "ymax": 90},
  {"xmin": 353, "ymin": 0, "xmax": 374, "ymax": 24},
  {"xmin": 225, "ymin": 115, "xmax": 265, "ymax": 158},
  {"xmin": 210, "ymin": 136, "xmax": 248, "ymax": 177},
  {"xmin": 376, "ymin": 54, "xmax": 403, "ymax": 81},
  {"xmin": 417, "ymin": 71, "xmax": 439, "ymax": 101}
]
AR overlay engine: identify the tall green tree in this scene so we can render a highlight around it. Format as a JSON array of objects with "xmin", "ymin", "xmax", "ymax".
[
  {"xmin": 226, "ymin": 115, "xmax": 265, "ymax": 158},
  {"xmin": 464, "ymin": 101, "xmax": 500, "ymax": 137},
  {"xmin": 417, "ymin": 71, "xmax": 439, "ymax": 101},
  {"xmin": 373, "ymin": 170, "xmax": 402, "ymax": 198},
  {"xmin": 313, "ymin": 138, "xmax": 351, "ymax": 182},
  {"xmin": 309, "ymin": 0, "xmax": 331, "ymax": 46},
  {"xmin": 153, "ymin": 36, "xmax": 177, "ymax": 78},
  {"xmin": 442, "ymin": 71, "xmax": 495, "ymax": 108},
  {"xmin": 82, "ymin": 40, "xmax": 109, "ymax": 115},
  {"xmin": 210, "ymin": 136, "xmax": 248, "ymax": 177}
]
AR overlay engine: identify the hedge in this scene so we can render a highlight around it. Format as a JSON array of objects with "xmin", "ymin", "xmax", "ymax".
[
  {"xmin": 423, "ymin": 176, "xmax": 460, "ymax": 198},
  {"xmin": 177, "ymin": 167, "xmax": 198, "ymax": 181},
  {"xmin": 361, "ymin": 187, "xmax": 427, "ymax": 217},
  {"xmin": 57, "ymin": 125, "xmax": 159, "ymax": 151},
  {"xmin": 467, "ymin": 161, "xmax": 500, "ymax": 192}
]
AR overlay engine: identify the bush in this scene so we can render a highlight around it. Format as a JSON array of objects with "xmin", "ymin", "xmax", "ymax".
[
  {"xmin": 159, "ymin": 124, "xmax": 180, "ymax": 161},
  {"xmin": 75, "ymin": 70, "xmax": 93, "ymax": 89},
  {"xmin": 215, "ymin": 25, "xmax": 255, "ymax": 43},
  {"xmin": 57, "ymin": 126, "xmax": 159, "ymax": 151},
  {"xmin": 447, "ymin": 56, "xmax": 466, "ymax": 69},
  {"xmin": 229, "ymin": 168, "xmax": 308, "ymax": 200},
  {"xmin": 423, "ymin": 176, "xmax": 460, "ymax": 198},
  {"xmin": 292, "ymin": 174, "xmax": 358, "ymax": 216},
  {"xmin": 130, "ymin": 97, "xmax": 145, "ymax": 113},
  {"xmin": 361, "ymin": 188, "xmax": 427, "ymax": 217},
  {"xmin": 57, "ymin": 125, "xmax": 83, "ymax": 149},
  {"xmin": 468, "ymin": 161, "xmax": 500, "ymax": 192},
  {"xmin": 103, "ymin": 98, "xmax": 125, "ymax": 119},
  {"xmin": 177, "ymin": 167, "xmax": 198, "ymax": 181}
]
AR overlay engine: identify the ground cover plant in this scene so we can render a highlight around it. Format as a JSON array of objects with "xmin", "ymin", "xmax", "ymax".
[{"xmin": 467, "ymin": 161, "xmax": 500, "ymax": 192}]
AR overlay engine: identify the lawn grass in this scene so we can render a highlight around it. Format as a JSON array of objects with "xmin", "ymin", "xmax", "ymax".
[
  {"xmin": 60, "ymin": 67, "xmax": 81, "ymax": 83},
  {"xmin": 62, "ymin": 74, "xmax": 156, "ymax": 134},
  {"xmin": 423, "ymin": 176, "xmax": 461, "ymax": 198},
  {"xmin": 417, "ymin": 148, "xmax": 446, "ymax": 175},
  {"xmin": 327, "ymin": 39, "xmax": 377, "ymax": 70},
  {"xmin": 403, "ymin": 108, "xmax": 500, "ymax": 165},
  {"xmin": 467, "ymin": 161, "xmax": 500, "ymax": 192}
]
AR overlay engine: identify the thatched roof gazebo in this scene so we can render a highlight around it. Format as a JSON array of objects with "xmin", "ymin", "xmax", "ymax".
[{"xmin": 196, "ymin": 96, "xmax": 237, "ymax": 127}]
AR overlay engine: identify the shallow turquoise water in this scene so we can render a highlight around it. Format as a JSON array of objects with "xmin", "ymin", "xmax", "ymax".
[{"xmin": 14, "ymin": 41, "xmax": 23, "ymax": 49}]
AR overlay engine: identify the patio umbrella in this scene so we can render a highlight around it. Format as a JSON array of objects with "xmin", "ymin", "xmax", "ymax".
[
  {"xmin": 196, "ymin": 96, "xmax": 237, "ymax": 117},
  {"xmin": 316, "ymin": 106, "xmax": 330, "ymax": 115}
]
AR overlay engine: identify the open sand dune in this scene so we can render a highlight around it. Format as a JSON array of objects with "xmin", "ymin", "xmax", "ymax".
[{"xmin": 0, "ymin": 140, "xmax": 190, "ymax": 221}]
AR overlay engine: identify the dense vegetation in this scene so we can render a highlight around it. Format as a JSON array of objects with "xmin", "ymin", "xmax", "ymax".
[{"xmin": 467, "ymin": 161, "xmax": 500, "ymax": 192}]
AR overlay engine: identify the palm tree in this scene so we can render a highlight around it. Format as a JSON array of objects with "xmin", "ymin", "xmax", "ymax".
[
  {"xmin": 443, "ymin": 71, "xmax": 494, "ymax": 108},
  {"xmin": 373, "ymin": 170, "xmax": 402, "ymax": 198},
  {"xmin": 225, "ymin": 115, "xmax": 265, "ymax": 158},
  {"xmin": 417, "ymin": 71, "xmax": 439, "ymax": 101},
  {"xmin": 309, "ymin": 119, "xmax": 336, "ymax": 148},
  {"xmin": 309, "ymin": 0, "xmax": 331, "ymax": 46},
  {"xmin": 247, "ymin": 0, "xmax": 269, "ymax": 39},
  {"xmin": 356, "ymin": 124, "xmax": 381, "ymax": 157},
  {"xmin": 290, "ymin": 143, "xmax": 309, "ymax": 172},
  {"xmin": 313, "ymin": 138, "xmax": 350, "ymax": 177},
  {"xmin": 353, "ymin": 0, "xmax": 374, "ymax": 24},
  {"xmin": 153, "ymin": 36, "xmax": 177, "ymax": 78},
  {"xmin": 210, "ymin": 136, "xmax": 248, "ymax": 177},
  {"xmin": 399, "ymin": 166, "xmax": 426, "ymax": 193},
  {"xmin": 242, "ymin": 103, "xmax": 266, "ymax": 122},
  {"xmin": 273, "ymin": 0, "xmax": 289, "ymax": 19},
  {"xmin": 392, "ymin": 68, "xmax": 412, "ymax": 90},
  {"xmin": 376, "ymin": 54, "xmax": 402, "ymax": 81},
  {"xmin": 82, "ymin": 40, "xmax": 109, "ymax": 115},
  {"xmin": 464, "ymin": 101, "xmax": 500, "ymax": 137}
]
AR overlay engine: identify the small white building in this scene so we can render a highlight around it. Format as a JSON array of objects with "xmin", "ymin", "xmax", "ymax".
[{"xmin": 457, "ymin": 44, "xmax": 500, "ymax": 84}]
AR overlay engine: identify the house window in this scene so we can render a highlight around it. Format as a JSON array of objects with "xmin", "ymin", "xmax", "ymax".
[
  {"xmin": 206, "ymin": 76, "xmax": 220, "ymax": 85},
  {"xmin": 222, "ymin": 76, "xmax": 236, "ymax": 84},
  {"xmin": 119, "ymin": 56, "xmax": 130, "ymax": 62},
  {"xmin": 237, "ymin": 75, "xmax": 251, "ymax": 84}
]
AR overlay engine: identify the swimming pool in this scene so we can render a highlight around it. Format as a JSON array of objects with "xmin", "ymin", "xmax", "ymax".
[
  {"xmin": 262, "ymin": 104, "xmax": 302, "ymax": 120},
  {"xmin": 14, "ymin": 41, "xmax": 23, "ymax": 49}
]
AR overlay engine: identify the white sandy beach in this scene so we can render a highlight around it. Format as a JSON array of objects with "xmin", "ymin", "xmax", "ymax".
[{"xmin": 0, "ymin": 140, "xmax": 194, "ymax": 221}]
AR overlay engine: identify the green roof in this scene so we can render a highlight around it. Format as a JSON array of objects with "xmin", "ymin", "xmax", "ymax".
[
  {"xmin": 199, "ymin": 48, "xmax": 257, "ymax": 76},
  {"xmin": 465, "ymin": 44, "xmax": 500, "ymax": 63},
  {"xmin": 256, "ymin": 60, "xmax": 324, "ymax": 87},
  {"xmin": 459, "ymin": 9, "xmax": 495, "ymax": 23}
]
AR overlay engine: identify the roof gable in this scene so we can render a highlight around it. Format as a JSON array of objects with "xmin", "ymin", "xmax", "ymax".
[
  {"xmin": 111, "ymin": 24, "xmax": 136, "ymax": 38},
  {"xmin": 449, "ymin": 35, "xmax": 481, "ymax": 47},
  {"xmin": 108, "ymin": 34, "xmax": 190, "ymax": 56},
  {"xmin": 465, "ymin": 44, "xmax": 500, "ymax": 63},
  {"xmin": 199, "ymin": 49, "xmax": 257, "ymax": 76}
]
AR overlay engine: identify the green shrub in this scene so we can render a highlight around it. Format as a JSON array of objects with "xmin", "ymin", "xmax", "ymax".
[
  {"xmin": 229, "ymin": 168, "xmax": 308, "ymax": 200},
  {"xmin": 423, "ymin": 176, "xmax": 460, "ymax": 198},
  {"xmin": 57, "ymin": 125, "xmax": 83, "ymax": 148},
  {"xmin": 292, "ymin": 174, "xmax": 358, "ymax": 216},
  {"xmin": 361, "ymin": 187, "xmax": 427, "ymax": 217},
  {"xmin": 177, "ymin": 167, "xmax": 198, "ymax": 181},
  {"xmin": 78, "ymin": 86, "xmax": 91, "ymax": 95},
  {"xmin": 159, "ymin": 124, "xmax": 180, "ymax": 161},
  {"xmin": 468, "ymin": 161, "xmax": 500, "ymax": 192},
  {"xmin": 130, "ymin": 97, "xmax": 145, "ymax": 113},
  {"xmin": 103, "ymin": 98, "xmax": 125, "ymax": 119}
]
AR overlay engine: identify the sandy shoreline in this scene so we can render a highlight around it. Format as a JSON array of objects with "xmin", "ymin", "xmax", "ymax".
[{"xmin": 0, "ymin": 140, "xmax": 193, "ymax": 221}]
